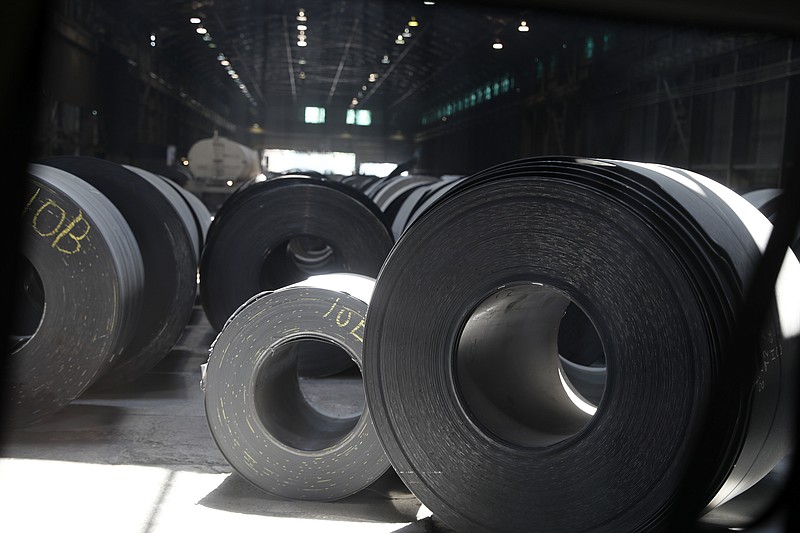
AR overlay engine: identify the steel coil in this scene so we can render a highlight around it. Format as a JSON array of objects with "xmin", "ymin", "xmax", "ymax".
[
  {"xmin": 42, "ymin": 156, "xmax": 197, "ymax": 388},
  {"xmin": 203, "ymin": 273, "xmax": 389, "ymax": 500},
  {"xmin": 7, "ymin": 164, "xmax": 144, "ymax": 426},
  {"xmin": 743, "ymin": 188, "xmax": 800, "ymax": 255},
  {"xmin": 363, "ymin": 156, "xmax": 800, "ymax": 532},
  {"xmin": 199, "ymin": 176, "xmax": 393, "ymax": 335}
]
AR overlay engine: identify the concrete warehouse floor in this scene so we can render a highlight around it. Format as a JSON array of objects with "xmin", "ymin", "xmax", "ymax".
[
  {"xmin": 0, "ymin": 303, "xmax": 450, "ymax": 533},
  {"xmin": 0, "ymin": 301, "xmax": 791, "ymax": 532}
]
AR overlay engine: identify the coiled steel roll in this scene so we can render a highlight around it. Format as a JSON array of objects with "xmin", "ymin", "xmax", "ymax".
[
  {"xmin": 363, "ymin": 157, "xmax": 800, "ymax": 532},
  {"xmin": 203, "ymin": 274, "xmax": 389, "ymax": 500},
  {"xmin": 199, "ymin": 175, "xmax": 393, "ymax": 334},
  {"xmin": 157, "ymin": 175, "xmax": 212, "ymax": 262},
  {"xmin": 42, "ymin": 156, "xmax": 197, "ymax": 388},
  {"xmin": 743, "ymin": 188, "xmax": 800, "ymax": 255},
  {"xmin": 7, "ymin": 164, "xmax": 144, "ymax": 427}
]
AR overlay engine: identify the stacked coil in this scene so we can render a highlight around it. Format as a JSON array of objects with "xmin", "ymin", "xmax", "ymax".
[
  {"xmin": 8, "ymin": 157, "xmax": 209, "ymax": 426},
  {"xmin": 363, "ymin": 157, "xmax": 800, "ymax": 531}
]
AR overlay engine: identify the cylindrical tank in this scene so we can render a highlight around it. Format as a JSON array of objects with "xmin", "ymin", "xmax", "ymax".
[{"xmin": 187, "ymin": 132, "xmax": 260, "ymax": 182}]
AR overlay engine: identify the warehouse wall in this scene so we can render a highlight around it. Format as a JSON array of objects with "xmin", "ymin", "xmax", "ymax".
[
  {"xmin": 414, "ymin": 24, "xmax": 800, "ymax": 194},
  {"xmin": 32, "ymin": 2, "xmax": 240, "ymax": 170}
]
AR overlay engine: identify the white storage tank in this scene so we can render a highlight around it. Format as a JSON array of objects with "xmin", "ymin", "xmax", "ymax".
[{"xmin": 187, "ymin": 132, "xmax": 260, "ymax": 182}]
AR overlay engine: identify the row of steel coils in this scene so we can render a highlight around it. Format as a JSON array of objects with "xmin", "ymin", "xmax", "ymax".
[
  {"xmin": 10, "ymin": 157, "xmax": 211, "ymax": 428},
  {"xmin": 10, "ymin": 156, "xmax": 800, "ymax": 531}
]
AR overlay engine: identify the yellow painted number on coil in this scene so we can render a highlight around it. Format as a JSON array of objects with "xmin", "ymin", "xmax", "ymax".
[
  {"xmin": 25, "ymin": 187, "xmax": 91, "ymax": 255},
  {"xmin": 323, "ymin": 297, "xmax": 366, "ymax": 342}
]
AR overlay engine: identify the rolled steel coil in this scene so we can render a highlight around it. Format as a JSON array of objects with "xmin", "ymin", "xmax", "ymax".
[
  {"xmin": 743, "ymin": 188, "xmax": 800, "ymax": 255},
  {"xmin": 124, "ymin": 165, "xmax": 202, "ymax": 263},
  {"xmin": 42, "ymin": 156, "xmax": 197, "ymax": 388},
  {"xmin": 199, "ymin": 176, "xmax": 393, "ymax": 335},
  {"xmin": 159, "ymin": 175, "xmax": 212, "ymax": 259},
  {"xmin": 389, "ymin": 177, "xmax": 463, "ymax": 240},
  {"xmin": 7, "ymin": 164, "xmax": 144, "ymax": 426},
  {"xmin": 371, "ymin": 175, "xmax": 440, "ymax": 212},
  {"xmin": 363, "ymin": 156, "xmax": 800, "ymax": 532},
  {"xmin": 203, "ymin": 273, "xmax": 389, "ymax": 500}
]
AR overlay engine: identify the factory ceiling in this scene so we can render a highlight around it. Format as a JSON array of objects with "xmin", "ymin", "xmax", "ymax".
[
  {"xmin": 49, "ymin": 0, "xmax": 800, "ymax": 133},
  {"xmin": 99, "ymin": 1, "xmax": 600, "ymax": 118}
]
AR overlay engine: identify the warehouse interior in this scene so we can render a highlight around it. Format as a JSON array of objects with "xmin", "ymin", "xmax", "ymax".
[{"xmin": 2, "ymin": 0, "xmax": 800, "ymax": 532}]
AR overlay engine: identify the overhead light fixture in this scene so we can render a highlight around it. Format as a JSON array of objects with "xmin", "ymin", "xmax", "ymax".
[
  {"xmin": 408, "ymin": 17, "xmax": 419, "ymax": 27},
  {"xmin": 297, "ymin": 9, "xmax": 307, "ymax": 22},
  {"xmin": 395, "ymin": 35, "xmax": 405, "ymax": 45},
  {"xmin": 351, "ymin": 98, "xmax": 359, "ymax": 106},
  {"xmin": 424, "ymin": 1, "xmax": 435, "ymax": 5},
  {"xmin": 362, "ymin": 85, "xmax": 367, "ymax": 90},
  {"xmin": 402, "ymin": 27, "xmax": 412, "ymax": 38},
  {"xmin": 217, "ymin": 53, "xmax": 226, "ymax": 61},
  {"xmin": 189, "ymin": 17, "xmax": 201, "ymax": 24},
  {"xmin": 518, "ymin": 21, "xmax": 530, "ymax": 32},
  {"xmin": 297, "ymin": 40, "xmax": 308, "ymax": 47},
  {"xmin": 208, "ymin": 43, "xmax": 217, "ymax": 48},
  {"xmin": 368, "ymin": 73, "xmax": 378, "ymax": 82},
  {"xmin": 231, "ymin": 74, "xmax": 239, "ymax": 79},
  {"xmin": 299, "ymin": 71, "xmax": 306, "ymax": 79},
  {"xmin": 492, "ymin": 39, "xmax": 503, "ymax": 50},
  {"xmin": 298, "ymin": 58, "xmax": 307, "ymax": 65},
  {"xmin": 220, "ymin": 59, "xmax": 230, "ymax": 66},
  {"xmin": 202, "ymin": 33, "xmax": 212, "ymax": 41},
  {"xmin": 196, "ymin": 26, "xmax": 208, "ymax": 35},
  {"xmin": 297, "ymin": 24, "xmax": 307, "ymax": 31},
  {"xmin": 381, "ymin": 54, "xmax": 390, "ymax": 64}
]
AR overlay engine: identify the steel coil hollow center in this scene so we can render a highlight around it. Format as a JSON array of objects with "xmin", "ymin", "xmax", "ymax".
[
  {"xmin": 9, "ymin": 255, "xmax": 46, "ymax": 352},
  {"xmin": 259, "ymin": 235, "xmax": 339, "ymax": 289},
  {"xmin": 253, "ymin": 337, "xmax": 363, "ymax": 452},
  {"xmin": 455, "ymin": 283, "xmax": 605, "ymax": 448}
]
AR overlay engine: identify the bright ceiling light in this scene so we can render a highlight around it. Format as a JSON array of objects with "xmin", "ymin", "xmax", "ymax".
[
  {"xmin": 351, "ymin": 98, "xmax": 359, "ymax": 106},
  {"xmin": 408, "ymin": 17, "xmax": 419, "ymax": 27},
  {"xmin": 395, "ymin": 35, "xmax": 405, "ymax": 44},
  {"xmin": 231, "ymin": 74, "xmax": 239, "ymax": 79},
  {"xmin": 402, "ymin": 28, "xmax": 412, "ymax": 38},
  {"xmin": 381, "ymin": 54, "xmax": 390, "ymax": 64},
  {"xmin": 297, "ymin": 10, "xmax": 307, "ymax": 22},
  {"xmin": 518, "ymin": 21, "xmax": 530, "ymax": 32},
  {"xmin": 196, "ymin": 26, "xmax": 207, "ymax": 35},
  {"xmin": 297, "ymin": 40, "xmax": 308, "ymax": 47},
  {"xmin": 220, "ymin": 59, "xmax": 230, "ymax": 66},
  {"xmin": 189, "ymin": 17, "xmax": 201, "ymax": 24},
  {"xmin": 297, "ymin": 24, "xmax": 307, "ymax": 31},
  {"xmin": 368, "ymin": 73, "xmax": 378, "ymax": 82},
  {"xmin": 492, "ymin": 40, "xmax": 503, "ymax": 50},
  {"xmin": 424, "ymin": 1, "xmax": 435, "ymax": 5}
]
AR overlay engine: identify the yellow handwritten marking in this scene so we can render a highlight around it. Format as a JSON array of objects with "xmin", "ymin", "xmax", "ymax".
[
  {"xmin": 23, "ymin": 188, "xmax": 41, "ymax": 216},
  {"xmin": 52, "ymin": 210, "xmax": 90, "ymax": 254},
  {"xmin": 32, "ymin": 199, "xmax": 66, "ymax": 237},
  {"xmin": 27, "ymin": 193, "xmax": 92, "ymax": 255},
  {"xmin": 323, "ymin": 297, "xmax": 340, "ymax": 318},
  {"xmin": 336, "ymin": 308, "xmax": 352, "ymax": 328},
  {"xmin": 349, "ymin": 319, "xmax": 365, "ymax": 343}
]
